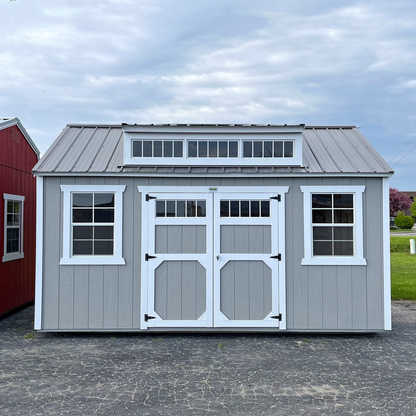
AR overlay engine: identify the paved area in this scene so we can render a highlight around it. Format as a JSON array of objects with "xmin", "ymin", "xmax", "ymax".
[{"xmin": 0, "ymin": 303, "xmax": 415, "ymax": 415}]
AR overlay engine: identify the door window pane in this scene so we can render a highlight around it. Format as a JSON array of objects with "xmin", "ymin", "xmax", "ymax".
[
  {"xmin": 143, "ymin": 141, "xmax": 152, "ymax": 157},
  {"xmin": 241, "ymin": 201, "xmax": 249, "ymax": 217},
  {"xmin": 230, "ymin": 201, "xmax": 239, "ymax": 217},
  {"xmin": 274, "ymin": 141, "xmax": 283, "ymax": 157},
  {"xmin": 209, "ymin": 141, "xmax": 217, "ymax": 157},
  {"xmin": 197, "ymin": 201, "xmax": 206, "ymax": 217},
  {"xmin": 264, "ymin": 141, "xmax": 273, "ymax": 157},
  {"xmin": 154, "ymin": 141, "xmax": 163, "ymax": 157},
  {"xmin": 164, "ymin": 141, "xmax": 173, "ymax": 157},
  {"xmin": 253, "ymin": 141, "xmax": 262, "ymax": 157},
  {"xmin": 132, "ymin": 141, "xmax": 142, "ymax": 157},
  {"xmin": 198, "ymin": 141, "xmax": 207, "ymax": 157},
  {"xmin": 177, "ymin": 201, "xmax": 186, "ymax": 217},
  {"xmin": 174, "ymin": 141, "xmax": 183, "ymax": 157},
  {"xmin": 229, "ymin": 141, "xmax": 238, "ymax": 158},
  {"xmin": 219, "ymin": 141, "xmax": 228, "ymax": 157},
  {"xmin": 243, "ymin": 142, "xmax": 252, "ymax": 157},
  {"xmin": 221, "ymin": 200, "xmax": 229, "ymax": 217},
  {"xmin": 166, "ymin": 201, "xmax": 176, "ymax": 217},
  {"xmin": 156, "ymin": 200, "xmax": 165, "ymax": 217},
  {"xmin": 188, "ymin": 141, "xmax": 197, "ymax": 158},
  {"xmin": 284, "ymin": 141, "xmax": 294, "ymax": 157},
  {"xmin": 251, "ymin": 201, "xmax": 260, "ymax": 217},
  {"xmin": 187, "ymin": 201, "xmax": 196, "ymax": 217},
  {"xmin": 261, "ymin": 201, "xmax": 270, "ymax": 217}
]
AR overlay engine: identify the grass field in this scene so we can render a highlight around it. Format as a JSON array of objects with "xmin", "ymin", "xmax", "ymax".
[{"xmin": 391, "ymin": 236, "xmax": 416, "ymax": 300}]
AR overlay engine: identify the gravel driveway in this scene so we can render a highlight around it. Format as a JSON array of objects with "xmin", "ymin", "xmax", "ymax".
[{"xmin": 0, "ymin": 302, "xmax": 415, "ymax": 415}]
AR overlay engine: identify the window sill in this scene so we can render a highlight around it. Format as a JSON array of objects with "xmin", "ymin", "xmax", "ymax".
[
  {"xmin": 60, "ymin": 257, "xmax": 126, "ymax": 266},
  {"xmin": 301, "ymin": 257, "xmax": 367, "ymax": 266},
  {"xmin": 2, "ymin": 252, "xmax": 24, "ymax": 263}
]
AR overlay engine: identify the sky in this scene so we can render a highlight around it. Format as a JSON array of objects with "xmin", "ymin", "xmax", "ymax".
[{"xmin": 1, "ymin": 0, "xmax": 415, "ymax": 189}]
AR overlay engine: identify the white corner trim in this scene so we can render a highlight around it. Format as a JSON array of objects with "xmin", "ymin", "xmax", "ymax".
[
  {"xmin": 60, "ymin": 184, "xmax": 126, "ymax": 266},
  {"xmin": 300, "ymin": 186, "xmax": 366, "ymax": 266},
  {"xmin": 34, "ymin": 177, "xmax": 43, "ymax": 330},
  {"xmin": 382, "ymin": 177, "xmax": 392, "ymax": 330},
  {"xmin": 3, "ymin": 193, "xmax": 25, "ymax": 263}
]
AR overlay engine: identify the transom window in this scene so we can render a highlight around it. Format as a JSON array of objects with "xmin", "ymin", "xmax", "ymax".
[
  {"xmin": 156, "ymin": 200, "xmax": 206, "ymax": 217},
  {"xmin": 3, "ymin": 194, "xmax": 25, "ymax": 262},
  {"xmin": 312, "ymin": 194, "xmax": 354, "ymax": 256},
  {"xmin": 220, "ymin": 200, "xmax": 270, "ymax": 217},
  {"xmin": 243, "ymin": 141, "xmax": 294, "ymax": 158},
  {"xmin": 132, "ymin": 140, "xmax": 183, "ymax": 158},
  {"xmin": 188, "ymin": 141, "xmax": 238, "ymax": 158},
  {"xmin": 300, "ymin": 186, "xmax": 366, "ymax": 266}
]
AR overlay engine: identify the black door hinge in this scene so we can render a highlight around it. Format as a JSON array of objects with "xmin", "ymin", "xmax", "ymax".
[
  {"xmin": 146, "ymin": 194, "xmax": 157, "ymax": 201},
  {"xmin": 270, "ymin": 254, "xmax": 281, "ymax": 260},
  {"xmin": 145, "ymin": 253, "xmax": 157, "ymax": 261},
  {"xmin": 271, "ymin": 314, "xmax": 282, "ymax": 321},
  {"xmin": 144, "ymin": 314, "xmax": 156, "ymax": 322},
  {"xmin": 270, "ymin": 195, "xmax": 281, "ymax": 202}
]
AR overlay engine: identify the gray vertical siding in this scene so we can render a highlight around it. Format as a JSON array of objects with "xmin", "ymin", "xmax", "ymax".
[
  {"xmin": 154, "ymin": 260, "xmax": 206, "ymax": 320},
  {"xmin": 41, "ymin": 175, "xmax": 385, "ymax": 331},
  {"xmin": 220, "ymin": 260, "xmax": 272, "ymax": 320}
]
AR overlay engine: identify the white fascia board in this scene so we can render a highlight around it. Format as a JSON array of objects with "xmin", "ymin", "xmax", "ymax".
[
  {"xmin": 34, "ymin": 176, "xmax": 44, "ymax": 330},
  {"xmin": 32, "ymin": 172, "xmax": 393, "ymax": 178},
  {"xmin": 0, "ymin": 117, "xmax": 40, "ymax": 159},
  {"xmin": 382, "ymin": 177, "xmax": 392, "ymax": 330},
  {"xmin": 138, "ymin": 186, "xmax": 290, "ymax": 194},
  {"xmin": 122, "ymin": 125, "xmax": 305, "ymax": 134}
]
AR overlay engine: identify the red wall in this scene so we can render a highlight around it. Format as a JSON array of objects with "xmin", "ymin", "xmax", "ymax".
[{"xmin": 0, "ymin": 125, "xmax": 38, "ymax": 315}]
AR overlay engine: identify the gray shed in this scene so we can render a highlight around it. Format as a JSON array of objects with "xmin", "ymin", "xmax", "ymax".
[{"xmin": 33, "ymin": 124, "xmax": 393, "ymax": 332}]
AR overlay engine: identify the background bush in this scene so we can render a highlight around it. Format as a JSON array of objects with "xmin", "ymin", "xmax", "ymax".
[{"xmin": 394, "ymin": 215, "xmax": 415, "ymax": 229}]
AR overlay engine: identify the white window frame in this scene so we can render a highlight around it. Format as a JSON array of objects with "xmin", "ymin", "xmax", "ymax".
[
  {"xmin": 60, "ymin": 185, "xmax": 126, "ymax": 265},
  {"xmin": 300, "ymin": 186, "xmax": 366, "ymax": 266},
  {"xmin": 3, "ymin": 193, "xmax": 25, "ymax": 262}
]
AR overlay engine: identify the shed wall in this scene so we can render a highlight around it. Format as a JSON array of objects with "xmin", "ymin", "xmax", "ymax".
[{"xmin": 41, "ymin": 176, "xmax": 384, "ymax": 331}]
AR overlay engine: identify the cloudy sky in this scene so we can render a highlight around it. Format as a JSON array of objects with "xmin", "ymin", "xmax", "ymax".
[{"xmin": 1, "ymin": 0, "xmax": 415, "ymax": 189}]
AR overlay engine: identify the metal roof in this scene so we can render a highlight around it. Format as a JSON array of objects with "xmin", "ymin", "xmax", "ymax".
[
  {"xmin": 33, "ymin": 124, "xmax": 393, "ymax": 175},
  {"xmin": 0, "ymin": 117, "xmax": 40, "ymax": 159}
]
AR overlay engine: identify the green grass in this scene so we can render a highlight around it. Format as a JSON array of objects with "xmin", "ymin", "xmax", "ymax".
[
  {"xmin": 390, "ymin": 229, "xmax": 413, "ymax": 232},
  {"xmin": 391, "ymin": 236, "xmax": 416, "ymax": 300}
]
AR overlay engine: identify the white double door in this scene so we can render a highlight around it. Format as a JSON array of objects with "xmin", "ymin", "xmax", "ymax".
[{"xmin": 140, "ymin": 187, "xmax": 286, "ymax": 329}]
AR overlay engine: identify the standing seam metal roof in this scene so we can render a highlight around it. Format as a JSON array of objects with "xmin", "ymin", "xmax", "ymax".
[{"xmin": 33, "ymin": 124, "xmax": 393, "ymax": 175}]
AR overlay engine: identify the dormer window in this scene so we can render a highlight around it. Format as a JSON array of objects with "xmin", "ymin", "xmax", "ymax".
[{"xmin": 122, "ymin": 124, "xmax": 304, "ymax": 166}]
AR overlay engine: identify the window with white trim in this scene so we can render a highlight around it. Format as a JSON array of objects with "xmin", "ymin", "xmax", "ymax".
[
  {"xmin": 3, "ymin": 194, "xmax": 25, "ymax": 262},
  {"xmin": 300, "ymin": 186, "xmax": 366, "ymax": 266},
  {"xmin": 60, "ymin": 185, "xmax": 126, "ymax": 265}
]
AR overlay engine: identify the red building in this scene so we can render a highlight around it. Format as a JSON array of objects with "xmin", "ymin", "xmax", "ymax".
[{"xmin": 0, "ymin": 118, "xmax": 39, "ymax": 316}]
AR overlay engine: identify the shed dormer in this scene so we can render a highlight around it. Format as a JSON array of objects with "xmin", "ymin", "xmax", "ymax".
[{"xmin": 122, "ymin": 124, "xmax": 305, "ymax": 167}]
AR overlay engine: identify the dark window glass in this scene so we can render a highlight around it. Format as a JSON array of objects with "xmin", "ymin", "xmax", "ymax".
[
  {"xmin": 251, "ymin": 201, "xmax": 259, "ymax": 217},
  {"xmin": 94, "ymin": 226, "xmax": 114, "ymax": 240},
  {"xmin": 73, "ymin": 226, "xmax": 93, "ymax": 240},
  {"xmin": 94, "ymin": 209, "xmax": 114, "ymax": 223},
  {"xmin": 264, "ymin": 141, "xmax": 273, "ymax": 157},
  {"xmin": 219, "ymin": 141, "xmax": 228, "ymax": 157},
  {"xmin": 132, "ymin": 141, "xmax": 142, "ymax": 157},
  {"xmin": 220, "ymin": 200, "xmax": 229, "ymax": 217},
  {"xmin": 7, "ymin": 201, "xmax": 13, "ymax": 213},
  {"xmin": 253, "ymin": 141, "xmax": 262, "ymax": 157},
  {"xmin": 7, "ymin": 239, "xmax": 19, "ymax": 253},
  {"xmin": 284, "ymin": 141, "xmax": 294, "ymax": 157},
  {"xmin": 174, "ymin": 141, "xmax": 183, "ymax": 157},
  {"xmin": 312, "ymin": 210, "xmax": 332, "ymax": 223},
  {"xmin": 230, "ymin": 201, "xmax": 239, "ymax": 217},
  {"xmin": 94, "ymin": 241, "xmax": 113, "ymax": 255},
  {"xmin": 187, "ymin": 201, "xmax": 196, "ymax": 217},
  {"xmin": 7, "ymin": 228, "xmax": 19, "ymax": 240},
  {"xmin": 13, "ymin": 214, "xmax": 20, "ymax": 226},
  {"xmin": 313, "ymin": 241, "xmax": 332, "ymax": 255},
  {"xmin": 274, "ymin": 141, "xmax": 283, "ymax": 157},
  {"xmin": 73, "ymin": 240, "xmax": 93, "ymax": 255},
  {"xmin": 166, "ymin": 201, "xmax": 176, "ymax": 217},
  {"xmin": 243, "ymin": 141, "xmax": 252, "ymax": 157},
  {"xmin": 209, "ymin": 141, "xmax": 217, "ymax": 157},
  {"xmin": 177, "ymin": 201, "xmax": 185, "ymax": 217},
  {"xmin": 312, "ymin": 194, "xmax": 332, "ymax": 208},
  {"xmin": 241, "ymin": 201, "xmax": 249, "ymax": 217},
  {"xmin": 73, "ymin": 209, "xmax": 93, "ymax": 223},
  {"xmin": 156, "ymin": 200, "xmax": 165, "ymax": 217},
  {"xmin": 198, "ymin": 141, "xmax": 207, "ymax": 157},
  {"xmin": 154, "ymin": 141, "xmax": 162, "ymax": 157},
  {"xmin": 334, "ymin": 226, "xmax": 353, "ymax": 240},
  {"xmin": 229, "ymin": 142, "xmax": 238, "ymax": 158},
  {"xmin": 334, "ymin": 210, "xmax": 353, "ymax": 224},
  {"xmin": 94, "ymin": 193, "xmax": 114, "ymax": 208},
  {"xmin": 13, "ymin": 202, "xmax": 19, "ymax": 213},
  {"xmin": 6, "ymin": 214, "xmax": 12, "ymax": 226},
  {"xmin": 334, "ymin": 241, "xmax": 353, "ymax": 256},
  {"xmin": 188, "ymin": 141, "xmax": 197, "ymax": 158},
  {"xmin": 143, "ymin": 141, "xmax": 152, "ymax": 157},
  {"xmin": 313, "ymin": 227, "xmax": 332, "ymax": 240},
  {"xmin": 334, "ymin": 194, "xmax": 353, "ymax": 208},
  {"xmin": 261, "ymin": 201, "xmax": 270, "ymax": 217},
  {"xmin": 73, "ymin": 193, "xmax": 93, "ymax": 207},
  {"xmin": 197, "ymin": 201, "xmax": 206, "ymax": 217},
  {"xmin": 164, "ymin": 141, "xmax": 172, "ymax": 157}
]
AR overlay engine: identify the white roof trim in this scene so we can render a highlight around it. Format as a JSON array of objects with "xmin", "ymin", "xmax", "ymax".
[{"xmin": 0, "ymin": 117, "xmax": 40, "ymax": 159}]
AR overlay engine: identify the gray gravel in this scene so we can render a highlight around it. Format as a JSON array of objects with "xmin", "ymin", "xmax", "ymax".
[{"xmin": 1, "ymin": 302, "xmax": 416, "ymax": 415}]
